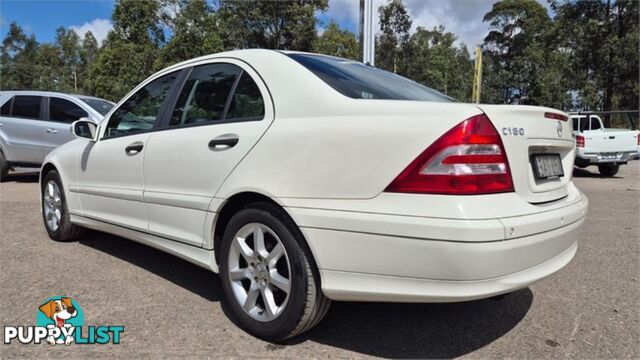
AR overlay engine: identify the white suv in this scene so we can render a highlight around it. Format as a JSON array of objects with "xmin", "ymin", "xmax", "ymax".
[{"xmin": 0, "ymin": 91, "xmax": 114, "ymax": 180}]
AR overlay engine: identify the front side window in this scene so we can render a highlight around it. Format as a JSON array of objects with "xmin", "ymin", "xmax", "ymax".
[
  {"xmin": 169, "ymin": 64, "xmax": 241, "ymax": 127},
  {"xmin": 0, "ymin": 97, "xmax": 12, "ymax": 115},
  {"xmin": 287, "ymin": 53, "xmax": 454, "ymax": 102},
  {"xmin": 226, "ymin": 72, "xmax": 264, "ymax": 120},
  {"xmin": 105, "ymin": 72, "xmax": 178, "ymax": 138},
  {"xmin": 590, "ymin": 117, "xmax": 601, "ymax": 130},
  {"xmin": 12, "ymin": 96, "xmax": 41, "ymax": 119},
  {"xmin": 49, "ymin": 98, "xmax": 88, "ymax": 123}
]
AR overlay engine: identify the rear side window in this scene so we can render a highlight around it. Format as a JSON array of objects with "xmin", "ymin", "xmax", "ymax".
[
  {"xmin": 287, "ymin": 53, "xmax": 454, "ymax": 102},
  {"xmin": 12, "ymin": 96, "xmax": 41, "ymax": 119},
  {"xmin": 0, "ymin": 97, "xmax": 12, "ymax": 115},
  {"xmin": 169, "ymin": 63, "xmax": 241, "ymax": 127},
  {"xmin": 226, "ymin": 72, "xmax": 264, "ymax": 120},
  {"xmin": 49, "ymin": 98, "xmax": 88, "ymax": 123},
  {"xmin": 105, "ymin": 71, "xmax": 178, "ymax": 138}
]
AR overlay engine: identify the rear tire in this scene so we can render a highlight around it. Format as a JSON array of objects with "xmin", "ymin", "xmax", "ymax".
[
  {"xmin": 42, "ymin": 170, "xmax": 85, "ymax": 241},
  {"xmin": 0, "ymin": 150, "xmax": 8, "ymax": 182},
  {"xmin": 219, "ymin": 202, "xmax": 330, "ymax": 342},
  {"xmin": 598, "ymin": 164, "xmax": 619, "ymax": 177}
]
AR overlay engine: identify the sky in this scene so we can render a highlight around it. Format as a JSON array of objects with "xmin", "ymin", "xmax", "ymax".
[{"xmin": 0, "ymin": 0, "xmax": 554, "ymax": 48}]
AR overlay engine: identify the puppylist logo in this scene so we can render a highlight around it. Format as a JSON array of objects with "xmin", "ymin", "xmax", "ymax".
[{"xmin": 4, "ymin": 296, "xmax": 124, "ymax": 345}]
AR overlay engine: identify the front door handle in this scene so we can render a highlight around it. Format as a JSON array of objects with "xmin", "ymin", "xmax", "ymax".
[
  {"xmin": 125, "ymin": 142, "xmax": 144, "ymax": 155},
  {"xmin": 45, "ymin": 128, "xmax": 58, "ymax": 134},
  {"xmin": 209, "ymin": 134, "xmax": 239, "ymax": 151}
]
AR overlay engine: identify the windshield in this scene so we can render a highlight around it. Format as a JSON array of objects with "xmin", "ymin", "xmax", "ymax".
[
  {"xmin": 287, "ymin": 53, "xmax": 454, "ymax": 102},
  {"xmin": 80, "ymin": 98, "xmax": 114, "ymax": 116}
]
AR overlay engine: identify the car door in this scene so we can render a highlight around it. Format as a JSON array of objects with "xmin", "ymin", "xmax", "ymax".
[
  {"xmin": 78, "ymin": 70, "xmax": 181, "ymax": 230},
  {"xmin": 143, "ymin": 60, "xmax": 274, "ymax": 246},
  {"xmin": 0, "ymin": 95, "xmax": 45, "ymax": 164},
  {"xmin": 42, "ymin": 97, "xmax": 89, "ymax": 156}
]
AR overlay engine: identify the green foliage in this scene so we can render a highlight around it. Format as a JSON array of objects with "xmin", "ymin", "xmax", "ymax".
[
  {"xmin": 54, "ymin": 27, "xmax": 82, "ymax": 92},
  {"xmin": 405, "ymin": 26, "xmax": 473, "ymax": 101},
  {"xmin": 376, "ymin": 0, "xmax": 412, "ymax": 73},
  {"xmin": 0, "ymin": 0, "xmax": 637, "ymax": 112},
  {"xmin": 1, "ymin": 22, "xmax": 29, "ymax": 90},
  {"xmin": 551, "ymin": 0, "xmax": 639, "ymax": 112},
  {"xmin": 218, "ymin": 0, "xmax": 328, "ymax": 51},
  {"xmin": 85, "ymin": 0, "xmax": 165, "ymax": 101},
  {"xmin": 483, "ymin": 0, "xmax": 561, "ymax": 106},
  {"xmin": 157, "ymin": 0, "xmax": 223, "ymax": 69},
  {"xmin": 313, "ymin": 22, "xmax": 358, "ymax": 60}
]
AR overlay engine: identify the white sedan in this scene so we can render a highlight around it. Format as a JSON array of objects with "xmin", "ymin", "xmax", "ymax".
[{"xmin": 40, "ymin": 49, "xmax": 588, "ymax": 341}]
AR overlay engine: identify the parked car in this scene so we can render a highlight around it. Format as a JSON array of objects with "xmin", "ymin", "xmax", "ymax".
[
  {"xmin": 40, "ymin": 50, "xmax": 588, "ymax": 341},
  {"xmin": 0, "ymin": 91, "xmax": 114, "ymax": 180},
  {"xmin": 571, "ymin": 114, "xmax": 640, "ymax": 176}
]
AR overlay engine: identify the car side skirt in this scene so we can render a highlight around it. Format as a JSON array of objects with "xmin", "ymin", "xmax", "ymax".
[{"xmin": 70, "ymin": 214, "xmax": 219, "ymax": 273}]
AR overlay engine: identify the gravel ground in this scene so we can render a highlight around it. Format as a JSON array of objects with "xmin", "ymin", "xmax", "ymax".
[{"xmin": 1, "ymin": 162, "xmax": 638, "ymax": 359}]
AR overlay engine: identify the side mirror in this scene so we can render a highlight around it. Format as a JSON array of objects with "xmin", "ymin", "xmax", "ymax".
[{"xmin": 72, "ymin": 118, "xmax": 98, "ymax": 141}]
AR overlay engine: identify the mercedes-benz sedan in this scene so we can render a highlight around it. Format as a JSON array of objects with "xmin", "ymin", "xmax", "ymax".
[{"xmin": 40, "ymin": 49, "xmax": 588, "ymax": 341}]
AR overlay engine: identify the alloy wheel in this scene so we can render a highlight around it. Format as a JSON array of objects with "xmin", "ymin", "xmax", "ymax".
[
  {"xmin": 43, "ymin": 180, "xmax": 62, "ymax": 232},
  {"xmin": 227, "ymin": 223, "xmax": 291, "ymax": 322}
]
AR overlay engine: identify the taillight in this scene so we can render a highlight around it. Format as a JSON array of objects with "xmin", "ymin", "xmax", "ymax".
[
  {"xmin": 576, "ymin": 135, "xmax": 585, "ymax": 148},
  {"xmin": 385, "ymin": 114, "xmax": 514, "ymax": 195}
]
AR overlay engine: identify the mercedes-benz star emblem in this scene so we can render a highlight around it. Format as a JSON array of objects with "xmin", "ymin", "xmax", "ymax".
[{"xmin": 556, "ymin": 121, "xmax": 563, "ymax": 138}]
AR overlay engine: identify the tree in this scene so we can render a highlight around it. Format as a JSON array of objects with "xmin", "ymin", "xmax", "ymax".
[
  {"xmin": 12, "ymin": 34, "xmax": 39, "ymax": 90},
  {"xmin": 55, "ymin": 27, "xmax": 82, "ymax": 92},
  {"xmin": 33, "ymin": 43, "xmax": 63, "ymax": 90},
  {"xmin": 405, "ymin": 26, "xmax": 473, "ymax": 101},
  {"xmin": 79, "ymin": 31, "xmax": 99, "ymax": 92},
  {"xmin": 376, "ymin": 0, "xmax": 412, "ymax": 74},
  {"xmin": 313, "ymin": 22, "xmax": 358, "ymax": 60},
  {"xmin": 551, "ymin": 0, "xmax": 639, "ymax": 112},
  {"xmin": 218, "ymin": 0, "xmax": 328, "ymax": 51},
  {"xmin": 86, "ymin": 0, "xmax": 164, "ymax": 101},
  {"xmin": 482, "ymin": 0, "xmax": 564, "ymax": 106},
  {"xmin": 157, "ymin": 0, "xmax": 223, "ymax": 68},
  {"xmin": 1, "ymin": 22, "xmax": 30, "ymax": 90}
]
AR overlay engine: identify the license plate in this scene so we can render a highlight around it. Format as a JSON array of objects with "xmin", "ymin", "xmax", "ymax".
[{"xmin": 531, "ymin": 154, "xmax": 564, "ymax": 180}]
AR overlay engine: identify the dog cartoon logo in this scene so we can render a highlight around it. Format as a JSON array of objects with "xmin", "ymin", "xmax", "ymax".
[{"xmin": 37, "ymin": 297, "xmax": 83, "ymax": 345}]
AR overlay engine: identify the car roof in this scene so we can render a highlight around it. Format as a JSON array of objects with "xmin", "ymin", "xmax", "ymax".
[{"xmin": 0, "ymin": 90, "xmax": 113, "ymax": 103}]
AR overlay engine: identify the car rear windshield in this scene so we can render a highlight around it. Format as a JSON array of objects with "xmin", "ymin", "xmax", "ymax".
[
  {"xmin": 80, "ymin": 98, "xmax": 114, "ymax": 116},
  {"xmin": 287, "ymin": 53, "xmax": 454, "ymax": 102}
]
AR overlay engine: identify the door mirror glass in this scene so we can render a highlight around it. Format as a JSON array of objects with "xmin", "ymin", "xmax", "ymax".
[{"xmin": 72, "ymin": 118, "xmax": 98, "ymax": 140}]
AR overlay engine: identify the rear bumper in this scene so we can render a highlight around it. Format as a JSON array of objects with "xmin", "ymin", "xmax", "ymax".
[
  {"xmin": 289, "ymin": 192, "xmax": 588, "ymax": 302},
  {"xmin": 576, "ymin": 150, "xmax": 640, "ymax": 165}
]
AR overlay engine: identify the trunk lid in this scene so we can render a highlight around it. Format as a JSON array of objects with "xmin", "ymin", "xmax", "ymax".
[{"xmin": 476, "ymin": 104, "xmax": 575, "ymax": 204}]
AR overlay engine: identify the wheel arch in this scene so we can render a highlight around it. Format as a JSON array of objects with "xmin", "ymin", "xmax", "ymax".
[
  {"xmin": 40, "ymin": 162, "xmax": 58, "ymax": 189},
  {"xmin": 212, "ymin": 191, "xmax": 321, "ymax": 279}
]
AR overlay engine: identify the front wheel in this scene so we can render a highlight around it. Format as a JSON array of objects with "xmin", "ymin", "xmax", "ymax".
[
  {"xmin": 598, "ymin": 164, "xmax": 619, "ymax": 177},
  {"xmin": 42, "ymin": 170, "xmax": 85, "ymax": 241},
  {"xmin": 219, "ymin": 202, "xmax": 330, "ymax": 341}
]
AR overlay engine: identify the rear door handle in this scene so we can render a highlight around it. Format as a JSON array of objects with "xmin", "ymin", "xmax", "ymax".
[
  {"xmin": 45, "ymin": 128, "xmax": 58, "ymax": 134},
  {"xmin": 125, "ymin": 142, "xmax": 144, "ymax": 155},
  {"xmin": 209, "ymin": 134, "xmax": 239, "ymax": 151}
]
